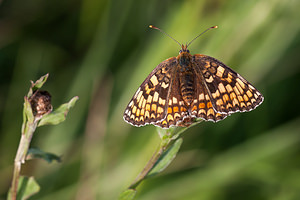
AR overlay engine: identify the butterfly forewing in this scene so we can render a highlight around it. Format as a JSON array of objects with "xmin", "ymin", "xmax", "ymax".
[
  {"xmin": 193, "ymin": 54, "xmax": 264, "ymax": 115},
  {"xmin": 123, "ymin": 57, "xmax": 176, "ymax": 127}
]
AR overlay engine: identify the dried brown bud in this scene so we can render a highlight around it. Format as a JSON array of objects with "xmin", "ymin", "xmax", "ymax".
[{"xmin": 29, "ymin": 90, "xmax": 52, "ymax": 118}]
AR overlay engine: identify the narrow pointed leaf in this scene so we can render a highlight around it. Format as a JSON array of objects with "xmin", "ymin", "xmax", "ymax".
[
  {"xmin": 7, "ymin": 176, "xmax": 40, "ymax": 200},
  {"xmin": 119, "ymin": 189, "xmax": 136, "ymax": 200},
  {"xmin": 147, "ymin": 138, "xmax": 183, "ymax": 177},
  {"xmin": 19, "ymin": 176, "xmax": 40, "ymax": 200},
  {"xmin": 27, "ymin": 148, "xmax": 61, "ymax": 163},
  {"xmin": 27, "ymin": 74, "xmax": 49, "ymax": 97},
  {"xmin": 24, "ymin": 97, "xmax": 34, "ymax": 124},
  {"xmin": 38, "ymin": 96, "xmax": 79, "ymax": 127}
]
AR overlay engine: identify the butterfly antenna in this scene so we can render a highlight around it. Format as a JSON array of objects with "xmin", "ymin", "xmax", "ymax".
[
  {"xmin": 187, "ymin": 26, "xmax": 218, "ymax": 48},
  {"xmin": 149, "ymin": 25, "xmax": 182, "ymax": 48}
]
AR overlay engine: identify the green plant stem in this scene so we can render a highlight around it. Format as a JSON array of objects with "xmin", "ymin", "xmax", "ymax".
[
  {"xmin": 128, "ymin": 138, "xmax": 170, "ymax": 189},
  {"xmin": 10, "ymin": 121, "xmax": 38, "ymax": 200},
  {"xmin": 127, "ymin": 121, "xmax": 203, "ymax": 191}
]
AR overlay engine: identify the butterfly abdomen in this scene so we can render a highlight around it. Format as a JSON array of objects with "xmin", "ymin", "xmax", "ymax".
[{"xmin": 178, "ymin": 52, "xmax": 195, "ymax": 106}]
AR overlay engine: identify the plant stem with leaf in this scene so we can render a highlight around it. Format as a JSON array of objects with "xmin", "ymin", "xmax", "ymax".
[
  {"xmin": 120, "ymin": 120, "xmax": 202, "ymax": 200},
  {"xmin": 129, "ymin": 140, "xmax": 166, "ymax": 189},
  {"xmin": 11, "ymin": 117, "xmax": 38, "ymax": 200},
  {"xmin": 8, "ymin": 74, "xmax": 78, "ymax": 200}
]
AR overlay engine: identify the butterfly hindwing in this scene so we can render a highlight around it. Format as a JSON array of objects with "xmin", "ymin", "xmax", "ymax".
[
  {"xmin": 190, "ymin": 64, "xmax": 227, "ymax": 122},
  {"xmin": 123, "ymin": 57, "xmax": 177, "ymax": 127},
  {"xmin": 154, "ymin": 67, "xmax": 190, "ymax": 128}
]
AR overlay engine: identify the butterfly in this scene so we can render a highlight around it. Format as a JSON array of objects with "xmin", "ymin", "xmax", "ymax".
[{"xmin": 123, "ymin": 25, "xmax": 264, "ymax": 128}]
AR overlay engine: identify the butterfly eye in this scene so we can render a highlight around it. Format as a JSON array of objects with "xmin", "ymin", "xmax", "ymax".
[
  {"xmin": 179, "ymin": 50, "xmax": 182, "ymax": 54},
  {"xmin": 187, "ymin": 50, "xmax": 190, "ymax": 53}
]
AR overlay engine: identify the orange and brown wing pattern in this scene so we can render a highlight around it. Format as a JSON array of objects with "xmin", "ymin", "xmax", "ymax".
[
  {"xmin": 193, "ymin": 54, "xmax": 264, "ymax": 116},
  {"xmin": 123, "ymin": 57, "xmax": 177, "ymax": 127},
  {"xmin": 154, "ymin": 69, "xmax": 190, "ymax": 128},
  {"xmin": 124, "ymin": 47, "xmax": 264, "ymax": 128},
  {"xmin": 190, "ymin": 70, "xmax": 227, "ymax": 122}
]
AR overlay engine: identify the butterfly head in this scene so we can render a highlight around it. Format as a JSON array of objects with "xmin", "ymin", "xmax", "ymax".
[{"xmin": 179, "ymin": 44, "xmax": 190, "ymax": 54}]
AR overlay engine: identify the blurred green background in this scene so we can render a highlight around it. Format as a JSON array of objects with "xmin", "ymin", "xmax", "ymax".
[{"xmin": 1, "ymin": 0, "xmax": 300, "ymax": 199}]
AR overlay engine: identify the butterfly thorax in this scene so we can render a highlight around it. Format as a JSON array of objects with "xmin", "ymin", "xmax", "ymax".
[{"xmin": 177, "ymin": 49, "xmax": 195, "ymax": 106}]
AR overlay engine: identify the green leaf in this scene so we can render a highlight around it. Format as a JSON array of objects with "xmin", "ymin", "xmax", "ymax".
[
  {"xmin": 156, "ymin": 127, "xmax": 174, "ymax": 140},
  {"xmin": 38, "ymin": 96, "xmax": 79, "ymax": 127},
  {"xmin": 24, "ymin": 97, "xmax": 34, "ymax": 124},
  {"xmin": 147, "ymin": 138, "xmax": 183, "ymax": 177},
  {"xmin": 21, "ymin": 97, "xmax": 35, "ymax": 134},
  {"xmin": 27, "ymin": 148, "xmax": 61, "ymax": 163},
  {"xmin": 27, "ymin": 74, "xmax": 49, "ymax": 97},
  {"xmin": 119, "ymin": 189, "xmax": 136, "ymax": 200},
  {"xmin": 7, "ymin": 176, "xmax": 40, "ymax": 200},
  {"xmin": 19, "ymin": 176, "xmax": 40, "ymax": 200}
]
